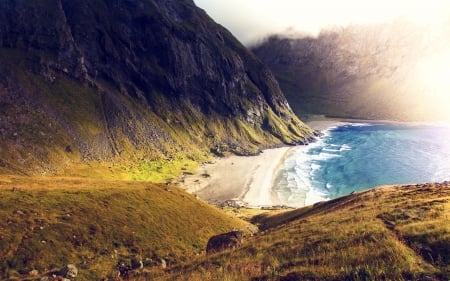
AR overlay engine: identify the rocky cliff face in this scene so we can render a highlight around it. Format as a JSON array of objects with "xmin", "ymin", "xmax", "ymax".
[
  {"xmin": 252, "ymin": 22, "xmax": 450, "ymax": 121},
  {"xmin": 0, "ymin": 0, "xmax": 312, "ymax": 175}
]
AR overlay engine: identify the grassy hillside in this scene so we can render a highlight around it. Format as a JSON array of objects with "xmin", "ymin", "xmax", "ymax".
[
  {"xmin": 0, "ymin": 176, "xmax": 251, "ymax": 280},
  {"xmin": 157, "ymin": 182, "xmax": 450, "ymax": 280}
]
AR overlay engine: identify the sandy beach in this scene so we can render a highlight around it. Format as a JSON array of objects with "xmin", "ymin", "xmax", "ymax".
[
  {"xmin": 180, "ymin": 146, "xmax": 293, "ymax": 207},
  {"xmin": 179, "ymin": 119, "xmax": 344, "ymax": 208}
]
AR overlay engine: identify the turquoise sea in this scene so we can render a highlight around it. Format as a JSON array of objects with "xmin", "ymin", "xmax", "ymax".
[{"xmin": 273, "ymin": 122, "xmax": 450, "ymax": 207}]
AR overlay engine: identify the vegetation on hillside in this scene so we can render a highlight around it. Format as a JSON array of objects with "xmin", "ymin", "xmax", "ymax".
[
  {"xmin": 1, "ymin": 2, "xmax": 448, "ymax": 281},
  {"xmin": 0, "ymin": 0, "xmax": 313, "ymax": 177},
  {"xmin": 0, "ymin": 176, "xmax": 251, "ymax": 280},
  {"xmin": 153, "ymin": 182, "xmax": 450, "ymax": 281}
]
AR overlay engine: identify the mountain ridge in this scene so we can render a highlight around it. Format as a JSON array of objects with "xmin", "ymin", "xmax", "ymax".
[{"xmin": 252, "ymin": 22, "xmax": 450, "ymax": 122}]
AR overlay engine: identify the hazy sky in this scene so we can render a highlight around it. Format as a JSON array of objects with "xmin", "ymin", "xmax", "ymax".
[{"xmin": 194, "ymin": 0, "xmax": 450, "ymax": 45}]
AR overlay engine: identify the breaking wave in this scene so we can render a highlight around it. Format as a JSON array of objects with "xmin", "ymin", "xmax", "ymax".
[{"xmin": 273, "ymin": 122, "xmax": 450, "ymax": 207}]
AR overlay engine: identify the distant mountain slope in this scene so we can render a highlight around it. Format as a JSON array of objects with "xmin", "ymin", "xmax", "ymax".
[
  {"xmin": 252, "ymin": 22, "xmax": 450, "ymax": 121},
  {"xmin": 0, "ymin": 0, "xmax": 313, "ymax": 176}
]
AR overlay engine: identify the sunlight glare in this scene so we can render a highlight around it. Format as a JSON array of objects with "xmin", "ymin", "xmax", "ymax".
[
  {"xmin": 414, "ymin": 52, "xmax": 450, "ymax": 121},
  {"xmin": 195, "ymin": 0, "xmax": 450, "ymax": 43}
]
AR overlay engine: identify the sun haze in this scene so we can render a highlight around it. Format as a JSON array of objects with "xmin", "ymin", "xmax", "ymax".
[
  {"xmin": 194, "ymin": 0, "xmax": 450, "ymax": 45},
  {"xmin": 195, "ymin": 0, "xmax": 450, "ymax": 121}
]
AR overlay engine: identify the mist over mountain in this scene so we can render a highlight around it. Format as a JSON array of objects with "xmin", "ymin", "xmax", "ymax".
[
  {"xmin": 0, "ymin": 0, "xmax": 312, "ymax": 176},
  {"xmin": 252, "ymin": 21, "xmax": 450, "ymax": 121}
]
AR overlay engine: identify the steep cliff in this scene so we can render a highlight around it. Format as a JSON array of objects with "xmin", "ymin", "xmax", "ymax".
[
  {"xmin": 0, "ymin": 0, "xmax": 313, "ymax": 176},
  {"xmin": 253, "ymin": 22, "xmax": 450, "ymax": 121}
]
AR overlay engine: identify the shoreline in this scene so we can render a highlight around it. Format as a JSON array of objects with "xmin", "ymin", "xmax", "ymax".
[
  {"xmin": 179, "ymin": 118, "xmax": 344, "ymax": 208},
  {"xmin": 179, "ymin": 117, "xmax": 450, "ymax": 209},
  {"xmin": 179, "ymin": 146, "xmax": 294, "ymax": 207}
]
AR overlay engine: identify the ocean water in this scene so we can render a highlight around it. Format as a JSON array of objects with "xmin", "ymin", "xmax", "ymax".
[{"xmin": 273, "ymin": 122, "xmax": 450, "ymax": 207}]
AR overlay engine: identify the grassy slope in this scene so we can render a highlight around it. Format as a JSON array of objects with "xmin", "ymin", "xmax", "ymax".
[
  {"xmin": 0, "ymin": 47, "xmax": 313, "ymax": 180},
  {"xmin": 161, "ymin": 182, "xmax": 450, "ymax": 281},
  {"xmin": 0, "ymin": 49, "xmax": 207, "ymax": 179},
  {"xmin": 0, "ymin": 176, "xmax": 251, "ymax": 280}
]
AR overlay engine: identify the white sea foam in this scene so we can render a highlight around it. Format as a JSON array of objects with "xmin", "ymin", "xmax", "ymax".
[
  {"xmin": 340, "ymin": 144, "xmax": 352, "ymax": 151},
  {"xmin": 310, "ymin": 163, "xmax": 321, "ymax": 171},
  {"xmin": 313, "ymin": 152, "xmax": 341, "ymax": 160},
  {"xmin": 349, "ymin": 123, "xmax": 372, "ymax": 127},
  {"xmin": 272, "ymin": 142, "xmax": 329, "ymax": 207},
  {"xmin": 274, "ymin": 122, "xmax": 450, "ymax": 208}
]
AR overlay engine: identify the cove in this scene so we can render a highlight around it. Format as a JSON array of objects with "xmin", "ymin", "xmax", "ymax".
[{"xmin": 273, "ymin": 122, "xmax": 450, "ymax": 207}]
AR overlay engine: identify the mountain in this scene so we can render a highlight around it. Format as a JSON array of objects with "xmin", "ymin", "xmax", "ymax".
[
  {"xmin": 0, "ymin": 0, "xmax": 313, "ymax": 177},
  {"xmin": 252, "ymin": 22, "xmax": 450, "ymax": 121}
]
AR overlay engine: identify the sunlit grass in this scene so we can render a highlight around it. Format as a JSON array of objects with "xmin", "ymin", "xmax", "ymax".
[
  {"xmin": 156, "ymin": 182, "xmax": 450, "ymax": 280},
  {"xmin": 0, "ymin": 176, "xmax": 249, "ymax": 280}
]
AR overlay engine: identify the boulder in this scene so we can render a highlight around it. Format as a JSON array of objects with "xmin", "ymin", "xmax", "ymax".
[
  {"xmin": 206, "ymin": 230, "xmax": 244, "ymax": 255},
  {"xmin": 59, "ymin": 264, "xmax": 78, "ymax": 278},
  {"xmin": 130, "ymin": 258, "xmax": 143, "ymax": 270}
]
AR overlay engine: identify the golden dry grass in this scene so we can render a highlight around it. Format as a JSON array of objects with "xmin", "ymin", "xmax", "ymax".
[
  {"xmin": 153, "ymin": 182, "xmax": 450, "ymax": 281},
  {"xmin": 2, "ymin": 177, "xmax": 449, "ymax": 281},
  {"xmin": 0, "ymin": 176, "xmax": 249, "ymax": 280}
]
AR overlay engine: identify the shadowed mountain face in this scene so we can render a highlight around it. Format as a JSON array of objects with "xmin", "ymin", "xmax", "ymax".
[
  {"xmin": 252, "ymin": 22, "xmax": 450, "ymax": 121},
  {"xmin": 0, "ymin": 0, "xmax": 312, "ymax": 175}
]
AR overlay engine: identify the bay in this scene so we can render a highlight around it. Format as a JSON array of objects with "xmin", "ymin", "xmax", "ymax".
[{"xmin": 273, "ymin": 122, "xmax": 450, "ymax": 207}]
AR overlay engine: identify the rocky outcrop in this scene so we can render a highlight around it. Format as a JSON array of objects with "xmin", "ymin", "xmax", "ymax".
[
  {"xmin": 0, "ymin": 0, "xmax": 312, "ymax": 175},
  {"xmin": 59, "ymin": 264, "xmax": 78, "ymax": 279},
  {"xmin": 37, "ymin": 264, "xmax": 78, "ymax": 281},
  {"xmin": 206, "ymin": 230, "xmax": 244, "ymax": 255}
]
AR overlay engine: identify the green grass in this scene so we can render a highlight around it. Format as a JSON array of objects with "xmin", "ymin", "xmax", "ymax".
[
  {"xmin": 126, "ymin": 158, "xmax": 201, "ymax": 182},
  {"xmin": 156, "ymin": 182, "xmax": 450, "ymax": 281},
  {"xmin": 0, "ymin": 176, "xmax": 249, "ymax": 280},
  {"xmin": 0, "ymin": 32, "xmax": 315, "ymax": 178},
  {"xmin": 263, "ymin": 109, "xmax": 308, "ymax": 144},
  {"xmin": 0, "ymin": 51, "xmax": 313, "ymax": 180}
]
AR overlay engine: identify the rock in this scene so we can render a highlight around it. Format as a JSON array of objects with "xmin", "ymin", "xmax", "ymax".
[
  {"xmin": 29, "ymin": 269, "xmax": 39, "ymax": 276},
  {"xmin": 130, "ymin": 258, "xmax": 143, "ymax": 270},
  {"xmin": 160, "ymin": 258, "xmax": 167, "ymax": 269},
  {"xmin": 60, "ymin": 264, "xmax": 78, "ymax": 278},
  {"xmin": 219, "ymin": 200, "xmax": 248, "ymax": 208},
  {"xmin": 206, "ymin": 230, "xmax": 244, "ymax": 255},
  {"xmin": 116, "ymin": 260, "xmax": 132, "ymax": 278},
  {"xmin": 313, "ymin": 130, "xmax": 322, "ymax": 137}
]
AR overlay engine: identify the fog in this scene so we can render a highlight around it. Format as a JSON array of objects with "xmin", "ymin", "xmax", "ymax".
[{"xmin": 194, "ymin": 0, "xmax": 450, "ymax": 45}]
